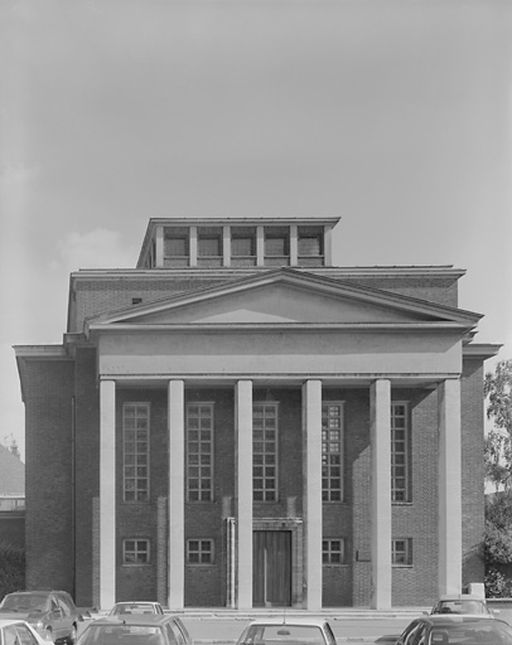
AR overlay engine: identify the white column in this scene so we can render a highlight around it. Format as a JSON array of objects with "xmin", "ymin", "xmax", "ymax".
[
  {"xmin": 438, "ymin": 378, "xmax": 462, "ymax": 596},
  {"xmin": 223, "ymin": 225, "xmax": 231, "ymax": 267},
  {"xmin": 370, "ymin": 379, "xmax": 392, "ymax": 609},
  {"xmin": 324, "ymin": 225, "xmax": 333, "ymax": 266},
  {"xmin": 235, "ymin": 380, "xmax": 253, "ymax": 609},
  {"xmin": 99, "ymin": 379, "xmax": 116, "ymax": 610},
  {"xmin": 290, "ymin": 225, "xmax": 298, "ymax": 266},
  {"xmin": 168, "ymin": 380, "xmax": 185, "ymax": 609},
  {"xmin": 302, "ymin": 379, "xmax": 323, "ymax": 610},
  {"xmin": 190, "ymin": 226, "xmax": 198, "ymax": 267},
  {"xmin": 256, "ymin": 226, "xmax": 264, "ymax": 267},
  {"xmin": 155, "ymin": 226, "xmax": 164, "ymax": 268}
]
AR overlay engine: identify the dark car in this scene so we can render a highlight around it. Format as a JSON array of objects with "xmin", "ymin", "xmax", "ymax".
[
  {"xmin": 0, "ymin": 591, "xmax": 81, "ymax": 644},
  {"xmin": 430, "ymin": 595, "xmax": 496, "ymax": 617},
  {"xmin": 396, "ymin": 615, "xmax": 512, "ymax": 645},
  {"xmin": 77, "ymin": 615, "xmax": 191, "ymax": 645}
]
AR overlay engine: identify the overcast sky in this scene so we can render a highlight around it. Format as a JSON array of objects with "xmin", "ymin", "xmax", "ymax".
[{"xmin": 1, "ymin": 0, "xmax": 511, "ymax": 458}]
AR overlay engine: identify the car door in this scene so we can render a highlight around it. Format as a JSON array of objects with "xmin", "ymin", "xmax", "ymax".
[{"xmin": 57, "ymin": 595, "xmax": 74, "ymax": 637}]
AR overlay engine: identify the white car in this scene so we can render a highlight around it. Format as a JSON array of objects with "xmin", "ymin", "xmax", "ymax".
[
  {"xmin": 0, "ymin": 618, "xmax": 53, "ymax": 645},
  {"xmin": 236, "ymin": 618, "xmax": 338, "ymax": 645}
]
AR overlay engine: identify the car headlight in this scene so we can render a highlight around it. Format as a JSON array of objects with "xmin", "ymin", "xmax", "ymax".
[{"xmin": 35, "ymin": 621, "xmax": 45, "ymax": 631}]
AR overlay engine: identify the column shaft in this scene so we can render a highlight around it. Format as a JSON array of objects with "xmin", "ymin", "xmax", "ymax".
[
  {"xmin": 168, "ymin": 380, "xmax": 185, "ymax": 609},
  {"xmin": 99, "ymin": 379, "xmax": 116, "ymax": 610},
  {"xmin": 303, "ymin": 379, "xmax": 322, "ymax": 610},
  {"xmin": 235, "ymin": 380, "xmax": 253, "ymax": 609},
  {"xmin": 438, "ymin": 378, "xmax": 462, "ymax": 596},
  {"xmin": 370, "ymin": 379, "xmax": 392, "ymax": 609}
]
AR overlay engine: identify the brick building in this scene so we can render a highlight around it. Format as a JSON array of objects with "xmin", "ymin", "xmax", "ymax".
[{"xmin": 14, "ymin": 216, "xmax": 499, "ymax": 610}]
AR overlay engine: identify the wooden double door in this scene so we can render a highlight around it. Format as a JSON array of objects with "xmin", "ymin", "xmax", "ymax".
[{"xmin": 253, "ymin": 530, "xmax": 292, "ymax": 607}]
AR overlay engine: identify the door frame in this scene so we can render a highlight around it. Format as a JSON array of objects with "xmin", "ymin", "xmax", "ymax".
[{"xmin": 252, "ymin": 518, "xmax": 303, "ymax": 608}]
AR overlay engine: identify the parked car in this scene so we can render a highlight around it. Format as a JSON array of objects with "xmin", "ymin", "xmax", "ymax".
[
  {"xmin": 0, "ymin": 591, "xmax": 81, "ymax": 644},
  {"xmin": 396, "ymin": 615, "xmax": 512, "ymax": 645},
  {"xmin": 77, "ymin": 615, "xmax": 191, "ymax": 645},
  {"xmin": 0, "ymin": 618, "xmax": 52, "ymax": 645},
  {"xmin": 430, "ymin": 595, "xmax": 497, "ymax": 617},
  {"xmin": 108, "ymin": 602, "xmax": 164, "ymax": 616},
  {"xmin": 236, "ymin": 618, "xmax": 338, "ymax": 645}
]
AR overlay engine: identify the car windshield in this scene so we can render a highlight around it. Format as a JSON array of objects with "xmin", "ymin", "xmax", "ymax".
[
  {"xmin": 241, "ymin": 625, "xmax": 326, "ymax": 645},
  {"xmin": 78, "ymin": 625, "xmax": 165, "ymax": 645},
  {"xmin": 111, "ymin": 605, "xmax": 157, "ymax": 615},
  {"xmin": 0, "ymin": 594, "xmax": 50, "ymax": 612},
  {"xmin": 428, "ymin": 621, "xmax": 512, "ymax": 644},
  {"xmin": 435, "ymin": 601, "xmax": 487, "ymax": 615}
]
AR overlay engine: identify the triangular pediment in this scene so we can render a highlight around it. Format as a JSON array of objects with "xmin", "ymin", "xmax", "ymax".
[{"xmin": 87, "ymin": 269, "xmax": 481, "ymax": 331}]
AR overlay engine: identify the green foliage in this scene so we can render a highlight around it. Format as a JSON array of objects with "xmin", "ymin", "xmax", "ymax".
[
  {"xmin": 483, "ymin": 520, "xmax": 512, "ymax": 564},
  {"xmin": 485, "ymin": 360, "xmax": 512, "ymax": 489},
  {"xmin": 485, "ymin": 360, "xmax": 512, "ymax": 433},
  {"xmin": 486, "ymin": 491, "xmax": 512, "ymax": 530},
  {"xmin": 485, "ymin": 567, "xmax": 512, "ymax": 598},
  {"xmin": 0, "ymin": 541, "xmax": 25, "ymax": 599}
]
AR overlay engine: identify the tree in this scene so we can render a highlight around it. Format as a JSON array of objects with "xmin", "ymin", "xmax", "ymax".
[
  {"xmin": 484, "ymin": 360, "xmax": 512, "ymax": 490},
  {"xmin": 484, "ymin": 359, "xmax": 512, "ymax": 596}
]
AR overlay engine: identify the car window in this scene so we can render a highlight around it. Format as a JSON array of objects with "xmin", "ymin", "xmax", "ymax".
[
  {"xmin": 1, "ymin": 594, "xmax": 50, "ymax": 612},
  {"xmin": 401, "ymin": 620, "xmax": 421, "ymax": 645},
  {"xmin": 413, "ymin": 624, "xmax": 428, "ymax": 645},
  {"xmin": 4, "ymin": 626, "xmax": 21, "ymax": 645},
  {"xmin": 323, "ymin": 623, "xmax": 337, "ymax": 645},
  {"xmin": 15, "ymin": 624, "xmax": 40, "ymax": 645},
  {"xmin": 164, "ymin": 623, "xmax": 179, "ymax": 645},
  {"xmin": 57, "ymin": 598, "xmax": 71, "ymax": 616},
  {"xmin": 78, "ymin": 625, "xmax": 165, "ymax": 645},
  {"xmin": 427, "ymin": 621, "xmax": 512, "ymax": 645},
  {"xmin": 168, "ymin": 622, "xmax": 186, "ymax": 645},
  {"xmin": 244, "ymin": 625, "xmax": 327, "ymax": 645}
]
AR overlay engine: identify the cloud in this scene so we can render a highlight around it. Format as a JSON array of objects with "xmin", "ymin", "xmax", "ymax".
[{"xmin": 51, "ymin": 228, "xmax": 138, "ymax": 273}]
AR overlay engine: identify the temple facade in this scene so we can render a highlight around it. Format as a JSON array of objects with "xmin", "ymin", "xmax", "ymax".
[{"xmin": 15, "ymin": 216, "xmax": 499, "ymax": 610}]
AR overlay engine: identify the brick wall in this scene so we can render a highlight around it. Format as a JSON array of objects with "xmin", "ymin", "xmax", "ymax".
[
  {"xmin": 461, "ymin": 358, "xmax": 486, "ymax": 584},
  {"xmin": 21, "ymin": 358, "xmax": 75, "ymax": 592}
]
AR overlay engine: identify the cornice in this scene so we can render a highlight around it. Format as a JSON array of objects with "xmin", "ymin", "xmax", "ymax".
[{"xmin": 70, "ymin": 265, "xmax": 466, "ymax": 282}]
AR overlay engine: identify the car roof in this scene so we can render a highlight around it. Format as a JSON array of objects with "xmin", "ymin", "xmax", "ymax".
[
  {"xmin": 89, "ymin": 615, "xmax": 176, "ymax": 627},
  {"xmin": 421, "ymin": 616, "xmax": 500, "ymax": 625},
  {"xmin": 246, "ymin": 618, "xmax": 331, "ymax": 627},
  {"xmin": 437, "ymin": 595, "xmax": 485, "ymax": 602},
  {"xmin": 0, "ymin": 619, "xmax": 33, "ymax": 627},
  {"xmin": 112, "ymin": 602, "xmax": 160, "ymax": 606}
]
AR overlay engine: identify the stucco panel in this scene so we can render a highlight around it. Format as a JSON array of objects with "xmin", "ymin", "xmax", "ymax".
[{"xmin": 98, "ymin": 331, "xmax": 462, "ymax": 376}]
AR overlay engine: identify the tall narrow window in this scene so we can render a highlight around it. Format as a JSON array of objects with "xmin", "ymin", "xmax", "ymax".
[
  {"xmin": 253, "ymin": 403, "xmax": 278, "ymax": 501},
  {"xmin": 123, "ymin": 403, "xmax": 150, "ymax": 502},
  {"xmin": 322, "ymin": 402, "xmax": 344, "ymax": 501},
  {"xmin": 186, "ymin": 403, "xmax": 214, "ymax": 501},
  {"xmin": 391, "ymin": 402, "xmax": 411, "ymax": 502}
]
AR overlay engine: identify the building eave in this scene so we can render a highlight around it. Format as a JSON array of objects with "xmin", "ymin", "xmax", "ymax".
[{"xmin": 462, "ymin": 343, "xmax": 503, "ymax": 360}]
